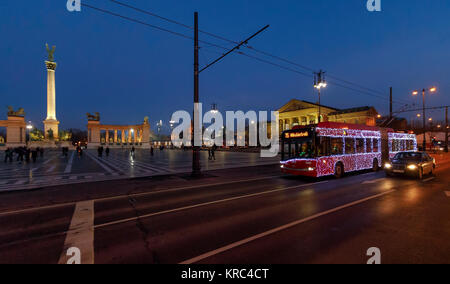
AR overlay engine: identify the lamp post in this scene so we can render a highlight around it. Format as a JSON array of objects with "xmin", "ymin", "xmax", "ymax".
[
  {"xmin": 26, "ymin": 122, "xmax": 33, "ymax": 145},
  {"xmin": 412, "ymin": 87, "xmax": 437, "ymax": 151},
  {"xmin": 314, "ymin": 70, "xmax": 327, "ymax": 123}
]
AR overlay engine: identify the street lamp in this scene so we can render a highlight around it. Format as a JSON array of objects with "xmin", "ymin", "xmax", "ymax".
[
  {"xmin": 26, "ymin": 122, "xmax": 33, "ymax": 145},
  {"xmin": 412, "ymin": 87, "xmax": 437, "ymax": 150},
  {"xmin": 314, "ymin": 70, "xmax": 327, "ymax": 123}
]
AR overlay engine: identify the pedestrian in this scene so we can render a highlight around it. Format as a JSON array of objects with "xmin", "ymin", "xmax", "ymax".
[
  {"xmin": 39, "ymin": 147, "xmax": 44, "ymax": 158},
  {"xmin": 77, "ymin": 146, "xmax": 83, "ymax": 157},
  {"xmin": 106, "ymin": 147, "xmax": 110, "ymax": 157},
  {"xmin": 211, "ymin": 144, "xmax": 217, "ymax": 161},
  {"xmin": 4, "ymin": 148, "xmax": 11, "ymax": 163},
  {"xmin": 25, "ymin": 148, "xmax": 31, "ymax": 163},
  {"xmin": 98, "ymin": 146, "xmax": 103, "ymax": 157},
  {"xmin": 31, "ymin": 148, "xmax": 38, "ymax": 163},
  {"xmin": 208, "ymin": 148, "xmax": 212, "ymax": 160},
  {"xmin": 150, "ymin": 146, "xmax": 154, "ymax": 156}
]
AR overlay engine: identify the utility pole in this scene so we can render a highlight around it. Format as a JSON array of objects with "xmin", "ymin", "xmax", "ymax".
[
  {"xmin": 192, "ymin": 12, "xmax": 201, "ymax": 177},
  {"xmin": 389, "ymin": 87, "xmax": 393, "ymax": 119},
  {"xmin": 191, "ymin": 12, "xmax": 269, "ymax": 177},
  {"xmin": 446, "ymin": 106, "xmax": 449, "ymax": 153}
]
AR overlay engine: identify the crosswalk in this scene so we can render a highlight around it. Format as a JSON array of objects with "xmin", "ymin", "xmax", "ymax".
[{"xmin": 0, "ymin": 149, "xmax": 280, "ymax": 192}]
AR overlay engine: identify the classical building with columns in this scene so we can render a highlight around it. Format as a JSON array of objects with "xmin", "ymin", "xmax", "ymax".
[
  {"xmin": 87, "ymin": 114, "xmax": 151, "ymax": 149},
  {"xmin": 278, "ymin": 99, "xmax": 379, "ymax": 134},
  {"xmin": 0, "ymin": 109, "xmax": 27, "ymax": 149}
]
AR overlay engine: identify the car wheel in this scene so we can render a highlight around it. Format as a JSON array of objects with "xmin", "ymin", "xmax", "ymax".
[
  {"xmin": 334, "ymin": 163, "xmax": 344, "ymax": 179},
  {"xmin": 372, "ymin": 159, "xmax": 379, "ymax": 172}
]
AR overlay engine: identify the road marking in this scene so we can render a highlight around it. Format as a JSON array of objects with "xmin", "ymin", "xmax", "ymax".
[
  {"xmin": 445, "ymin": 191, "xmax": 450, "ymax": 197},
  {"xmin": 422, "ymin": 177, "xmax": 435, "ymax": 182},
  {"xmin": 58, "ymin": 201, "xmax": 94, "ymax": 265},
  {"xmin": 46, "ymin": 165, "xmax": 56, "ymax": 173},
  {"xmin": 362, "ymin": 178, "xmax": 385, "ymax": 184},
  {"xmin": 64, "ymin": 151, "xmax": 75, "ymax": 174},
  {"xmin": 94, "ymin": 181, "xmax": 329, "ymax": 229},
  {"xmin": 43, "ymin": 157, "xmax": 55, "ymax": 165},
  {"xmin": 0, "ymin": 174, "xmax": 283, "ymax": 217},
  {"xmin": 180, "ymin": 189, "xmax": 396, "ymax": 264},
  {"xmin": 86, "ymin": 152, "xmax": 116, "ymax": 174}
]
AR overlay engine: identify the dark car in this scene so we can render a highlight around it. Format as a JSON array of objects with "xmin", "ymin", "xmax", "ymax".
[{"xmin": 384, "ymin": 152, "xmax": 435, "ymax": 179}]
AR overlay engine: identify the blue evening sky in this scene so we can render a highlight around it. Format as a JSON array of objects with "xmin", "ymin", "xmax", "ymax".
[{"xmin": 0, "ymin": 0, "xmax": 449, "ymax": 132}]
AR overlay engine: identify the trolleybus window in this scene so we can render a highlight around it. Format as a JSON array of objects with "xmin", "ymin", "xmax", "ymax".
[
  {"xmin": 331, "ymin": 137, "xmax": 344, "ymax": 155},
  {"xmin": 345, "ymin": 138, "xmax": 355, "ymax": 154},
  {"xmin": 366, "ymin": 138, "xmax": 373, "ymax": 153},
  {"xmin": 317, "ymin": 136, "xmax": 331, "ymax": 157},
  {"xmin": 356, "ymin": 138, "xmax": 365, "ymax": 154},
  {"xmin": 373, "ymin": 138, "xmax": 380, "ymax": 153}
]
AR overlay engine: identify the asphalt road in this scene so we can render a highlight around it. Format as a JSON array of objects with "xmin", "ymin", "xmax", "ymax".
[{"xmin": 1, "ymin": 153, "xmax": 449, "ymax": 264}]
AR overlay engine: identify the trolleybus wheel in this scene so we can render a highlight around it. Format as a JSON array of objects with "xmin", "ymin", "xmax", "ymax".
[{"xmin": 334, "ymin": 163, "xmax": 344, "ymax": 179}]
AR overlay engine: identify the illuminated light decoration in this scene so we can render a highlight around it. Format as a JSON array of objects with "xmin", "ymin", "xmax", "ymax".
[
  {"xmin": 281, "ymin": 126, "xmax": 418, "ymax": 178},
  {"xmin": 388, "ymin": 132, "xmax": 418, "ymax": 158}
]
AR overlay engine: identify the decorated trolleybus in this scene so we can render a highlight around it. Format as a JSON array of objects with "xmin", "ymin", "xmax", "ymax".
[{"xmin": 280, "ymin": 122, "xmax": 417, "ymax": 178}]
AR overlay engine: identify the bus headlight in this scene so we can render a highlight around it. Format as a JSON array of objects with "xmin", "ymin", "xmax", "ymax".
[
  {"xmin": 384, "ymin": 163, "xmax": 392, "ymax": 169},
  {"xmin": 407, "ymin": 164, "xmax": 418, "ymax": 170}
]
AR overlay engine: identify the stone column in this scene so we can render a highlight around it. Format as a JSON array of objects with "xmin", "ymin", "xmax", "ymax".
[
  {"xmin": 114, "ymin": 130, "xmax": 118, "ymax": 143},
  {"xmin": 44, "ymin": 61, "xmax": 60, "ymax": 140},
  {"xmin": 122, "ymin": 130, "xmax": 126, "ymax": 143},
  {"xmin": 105, "ymin": 130, "xmax": 109, "ymax": 144}
]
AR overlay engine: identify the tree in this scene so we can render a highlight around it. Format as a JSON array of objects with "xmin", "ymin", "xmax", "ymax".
[
  {"xmin": 30, "ymin": 128, "xmax": 44, "ymax": 141},
  {"xmin": 59, "ymin": 130, "xmax": 72, "ymax": 142}
]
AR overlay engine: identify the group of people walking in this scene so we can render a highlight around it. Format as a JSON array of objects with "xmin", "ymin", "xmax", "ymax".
[
  {"xmin": 97, "ymin": 146, "xmax": 111, "ymax": 157},
  {"xmin": 3, "ymin": 147, "xmax": 44, "ymax": 163}
]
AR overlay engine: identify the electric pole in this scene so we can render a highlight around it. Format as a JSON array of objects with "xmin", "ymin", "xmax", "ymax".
[
  {"xmin": 446, "ymin": 106, "xmax": 448, "ymax": 153},
  {"xmin": 389, "ymin": 87, "xmax": 393, "ymax": 119},
  {"xmin": 192, "ymin": 12, "xmax": 201, "ymax": 177},
  {"xmin": 191, "ymin": 12, "xmax": 269, "ymax": 177}
]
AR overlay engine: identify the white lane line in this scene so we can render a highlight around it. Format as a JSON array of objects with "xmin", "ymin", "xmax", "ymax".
[
  {"xmin": 423, "ymin": 177, "xmax": 435, "ymax": 183},
  {"xmin": 58, "ymin": 201, "xmax": 94, "ymax": 264},
  {"xmin": 46, "ymin": 165, "xmax": 56, "ymax": 173},
  {"xmin": 14, "ymin": 180, "xmax": 27, "ymax": 185},
  {"xmin": 64, "ymin": 151, "xmax": 75, "ymax": 174},
  {"xmin": 94, "ymin": 181, "xmax": 329, "ymax": 229},
  {"xmin": 43, "ymin": 157, "xmax": 55, "ymax": 165},
  {"xmin": 180, "ymin": 189, "xmax": 396, "ymax": 264},
  {"xmin": 86, "ymin": 152, "xmax": 116, "ymax": 174},
  {"xmin": 445, "ymin": 191, "xmax": 450, "ymax": 197},
  {"xmin": 362, "ymin": 178, "xmax": 385, "ymax": 184}
]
